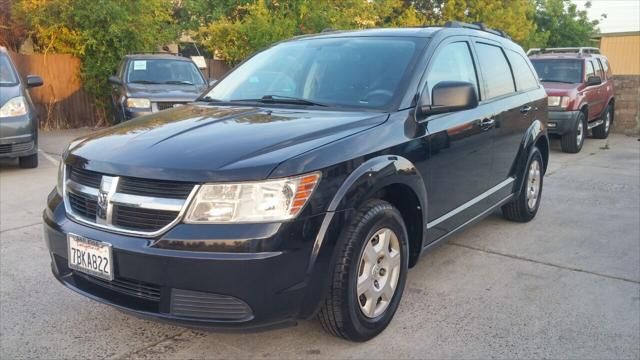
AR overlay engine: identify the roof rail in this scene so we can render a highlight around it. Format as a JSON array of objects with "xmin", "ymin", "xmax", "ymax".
[
  {"xmin": 444, "ymin": 21, "xmax": 511, "ymax": 39},
  {"xmin": 526, "ymin": 47, "xmax": 601, "ymax": 56}
]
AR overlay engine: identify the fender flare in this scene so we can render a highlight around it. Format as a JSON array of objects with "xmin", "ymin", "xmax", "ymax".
[
  {"xmin": 513, "ymin": 119, "xmax": 549, "ymax": 193},
  {"xmin": 307, "ymin": 155, "xmax": 428, "ymax": 273},
  {"xmin": 298, "ymin": 155, "xmax": 427, "ymax": 318}
]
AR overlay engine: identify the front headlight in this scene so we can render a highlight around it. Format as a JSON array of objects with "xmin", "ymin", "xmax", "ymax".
[
  {"xmin": 548, "ymin": 96, "xmax": 569, "ymax": 108},
  {"xmin": 185, "ymin": 172, "xmax": 321, "ymax": 223},
  {"xmin": 0, "ymin": 96, "xmax": 28, "ymax": 117},
  {"xmin": 125, "ymin": 97, "xmax": 151, "ymax": 109}
]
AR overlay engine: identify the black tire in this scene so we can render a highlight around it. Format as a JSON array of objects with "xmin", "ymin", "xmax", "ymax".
[
  {"xmin": 560, "ymin": 111, "xmax": 586, "ymax": 153},
  {"xmin": 19, "ymin": 153, "xmax": 38, "ymax": 168},
  {"xmin": 592, "ymin": 104, "xmax": 612, "ymax": 139},
  {"xmin": 502, "ymin": 147, "xmax": 544, "ymax": 222},
  {"xmin": 318, "ymin": 199, "xmax": 409, "ymax": 341}
]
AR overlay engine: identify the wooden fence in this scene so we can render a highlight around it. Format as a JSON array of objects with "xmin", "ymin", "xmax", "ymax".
[
  {"xmin": 7, "ymin": 51, "xmax": 233, "ymax": 129},
  {"xmin": 8, "ymin": 51, "xmax": 102, "ymax": 129},
  {"xmin": 204, "ymin": 59, "xmax": 232, "ymax": 80}
]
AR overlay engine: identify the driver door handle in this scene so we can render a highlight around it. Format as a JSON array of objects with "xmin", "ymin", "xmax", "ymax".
[
  {"xmin": 480, "ymin": 118, "xmax": 495, "ymax": 130},
  {"xmin": 520, "ymin": 105, "xmax": 532, "ymax": 114}
]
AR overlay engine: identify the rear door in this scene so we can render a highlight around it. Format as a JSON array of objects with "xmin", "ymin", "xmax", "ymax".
[
  {"xmin": 471, "ymin": 40, "xmax": 528, "ymax": 188},
  {"xmin": 590, "ymin": 59, "xmax": 607, "ymax": 117},
  {"xmin": 583, "ymin": 60, "xmax": 603, "ymax": 121},
  {"xmin": 491, "ymin": 48, "xmax": 541, "ymax": 182}
]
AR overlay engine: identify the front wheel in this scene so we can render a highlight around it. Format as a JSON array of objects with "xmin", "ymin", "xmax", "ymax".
[
  {"xmin": 502, "ymin": 147, "xmax": 544, "ymax": 222},
  {"xmin": 19, "ymin": 153, "xmax": 39, "ymax": 168},
  {"xmin": 318, "ymin": 199, "xmax": 408, "ymax": 341}
]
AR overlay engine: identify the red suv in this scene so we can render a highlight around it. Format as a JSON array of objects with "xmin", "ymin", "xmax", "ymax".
[{"xmin": 528, "ymin": 47, "xmax": 614, "ymax": 153}]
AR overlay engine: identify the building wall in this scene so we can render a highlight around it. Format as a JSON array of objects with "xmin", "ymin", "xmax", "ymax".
[
  {"xmin": 611, "ymin": 75, "xmax": 640, "ymax": 135},
  {"xmin": 599, "ymin": 33, "xmax": 640, "ymax": 75}
]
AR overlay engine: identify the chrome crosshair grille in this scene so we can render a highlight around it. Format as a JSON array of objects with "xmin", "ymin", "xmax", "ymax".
[{"xmin": 63, "ymin": 166, "xmax": 199, "ymax": 236}]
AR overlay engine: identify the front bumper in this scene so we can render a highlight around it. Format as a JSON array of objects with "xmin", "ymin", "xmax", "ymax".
[
  {"xmin": 0, "ymin": 113, "xmax": 37, "ymax": 158},
  {"xmin": 44, "ymin": 191, "xmax": 329, "ymax": 330},
  {"xmin": 547, "ymin": 110, "xmax": 580, "ymax": 135}
]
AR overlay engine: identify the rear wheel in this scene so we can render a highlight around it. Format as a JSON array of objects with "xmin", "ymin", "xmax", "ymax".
[
  {"xmin": 19, "ymin": 153, "xmax": 39, "ymax": 168},
  {"xmin": 318, "ymin": 199, "xmax": 408, "ymax": 341},
  {"xmin": 560, "ymin": 111, "xmax": 586, "ymax": 153},
  {"xmin": 592, "ymin": 104, "xmax": 612, "ymax": 139},
  {"xmin": 502, "ymin": 147, "xmax": 543, "ymax": 222}
]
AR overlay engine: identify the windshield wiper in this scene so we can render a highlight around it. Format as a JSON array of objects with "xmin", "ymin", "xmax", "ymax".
[
  {"xmin": 200, "ymin": 96, "xmax": 224, "ymax": 102},
  {"xmin": 129, "ymin": 80, "xmax": 161, "ymax": 84},
  {"xmin": 539, "ymin": 79, "xmax": 576, "ymax": 84},
  {"xmin": 232, "ymin": 95, "xmax": 328, "ymax": 107},
  {"xmin": 164, "ymin": 80, "xmax": 194, "ymax": 85}
]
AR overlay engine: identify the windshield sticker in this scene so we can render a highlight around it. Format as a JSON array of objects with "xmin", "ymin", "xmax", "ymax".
[{"xmin": 133, "ymin": 61, "xmax": 147, "ymax": 70}]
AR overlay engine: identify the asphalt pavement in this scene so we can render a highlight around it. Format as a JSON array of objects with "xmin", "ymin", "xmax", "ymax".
[{"xmin": 0, "ymin": 130, "xmax": 638, "ymax": 359}]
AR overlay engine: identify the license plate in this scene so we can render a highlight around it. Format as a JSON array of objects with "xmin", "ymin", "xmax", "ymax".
[{"xmin": 67, "ymin": 233, "xmax": 113, "ymax": 281}]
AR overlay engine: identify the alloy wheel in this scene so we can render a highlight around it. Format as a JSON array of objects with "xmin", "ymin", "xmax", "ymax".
[
  {"xmin": 576, "ymin": 119, "xmax": 584, "ymax": 146},
  {"xmin": 526, "ymin": 159, "xmax": 541, "ymax": 210},
  {"xmin": 356, "ymin": 228, "xmax": 402, "ymax": 318}
]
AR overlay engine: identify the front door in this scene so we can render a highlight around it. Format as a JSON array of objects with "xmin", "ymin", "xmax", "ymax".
[{"xmin": 419, "ymin": 39, "xmax": 497, "ymax": 242}]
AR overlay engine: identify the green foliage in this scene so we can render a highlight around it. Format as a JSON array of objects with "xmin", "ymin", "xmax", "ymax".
[
  {"xmin": 199, "ymin": 0, "xmax": 427, "ymax": 64},
  {"xmin": 174, "ymin": 0, "xmax": 253, "ymax": 32},
  {"xmin": 13, "ymin": 0, "xmax": 178, "ymax": 108},
  {"xmin": 11, "ymin": 0, "xmax": 604, "ymax": 116},
  {"xmin": 529, "ymin": 0, "xmax": 600, "ymax": 48}
]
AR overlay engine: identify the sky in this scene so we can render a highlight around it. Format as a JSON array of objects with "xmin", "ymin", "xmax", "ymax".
[{"xmin": 571, "ymin": 0, "xmax": 640, "ymax": 33}]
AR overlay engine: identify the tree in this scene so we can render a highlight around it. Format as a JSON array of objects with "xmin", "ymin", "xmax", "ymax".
[
  {"xmin": 13, "ymin": 0, "xmax": 179, "ymax": 110},
  {"xmin": 199, "ymin": 0, "xmax": 426, "ymax": 64},
  {"xmin": 440, "ymin": 0, "xmax": 536, "ymax": 45},
  {"xmin": 530, "ymin": 0, "xmax": 601, "ymax": 48}
]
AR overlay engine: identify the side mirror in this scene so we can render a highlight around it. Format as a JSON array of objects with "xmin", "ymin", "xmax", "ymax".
[
  {"xmin": 418, "ymin": 81, "xmax": 478, "ymax": 119},
  {"xmin": 108, "ymin": 75, "xmax": 122, "ymax": 85},
  {"xmin": 209, "ymin": 79, "xmax": 218, "ymax": 87},
  {"xmin": 586, "ymin": 76, "xmax": 602, "ymax": 86},
  {"xmin": 26, "ymin": 75, "xmax": 43, "ymax": 88}
]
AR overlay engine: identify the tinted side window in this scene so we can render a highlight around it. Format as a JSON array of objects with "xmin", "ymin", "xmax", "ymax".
[
  {"xmin": 426, "ymin": 42, "xmax": 479, "ymax": 99},
  {"xmin": 475, "ymin": 43, "xmax": 515, "ymax": 99},
  {"xmin": 585, "ymin": 61, "xmax": 595, "ymax": 79},
  {"xmin": 506, "ymin": 50, "xmax": 539, "ymax": 91},
  {"xmin": 596, "ymin": 59, "xmax": 605, "ymax": 79}
]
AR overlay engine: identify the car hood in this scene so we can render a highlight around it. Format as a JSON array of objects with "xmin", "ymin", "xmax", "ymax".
[
  {"xmin": 540, "ymin": 81, "xmax": 581, "ymax": 96},
  {"xmin": 0, "ymin": 84, "xmax": 21, "ymax": 106},
  {"xmin": 125, "ymin": 83, "xmax": 207, "ymax": 102},
  {"xmin": 65, "ymin": 104, "xmax": 388, "ymax": 182}
]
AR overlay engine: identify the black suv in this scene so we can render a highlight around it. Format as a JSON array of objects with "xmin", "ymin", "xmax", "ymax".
[
  {"xmin": 44, "ymin": 23, "xmax": 548, "ymax": 341},
  {"xmin": 108, "ymin": 54, "xmax": 210, "ymax": 122}
]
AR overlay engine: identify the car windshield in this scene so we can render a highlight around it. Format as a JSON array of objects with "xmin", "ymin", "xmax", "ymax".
[
  {"xmin": 203, "ymin": 37, "xmax": 420, "ymax": 110},
  {"xmin": 126, "ymin": 59, "xmax": 205, "ymax": 85},
  {"xmin": 531, "ymin": 59, "xmax": 583, "ymax": 84},
  {"xmin": 0, "ymin": 54, "xmax": 18, "ymax": 86}
]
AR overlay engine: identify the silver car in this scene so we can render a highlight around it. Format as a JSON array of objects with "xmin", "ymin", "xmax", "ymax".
[{"xmin": 0, "ymin": 46, "xmax": 43, "ymax": 168}]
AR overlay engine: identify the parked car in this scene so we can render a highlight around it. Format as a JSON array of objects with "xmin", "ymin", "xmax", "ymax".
[
  {"xmin": 528, "ymin": 47, "xmax": 615, "ymax": 153},
  {"xmin": 108, "ymin": 53, "xmax": 211, "ymax": 122},
  {"xmin": 45, "ymin": 22, "xmax": 549, "ymax": 341},
  {"xmin": 0, "ymin": 46, "xmax": 43, "ymax": 168}
]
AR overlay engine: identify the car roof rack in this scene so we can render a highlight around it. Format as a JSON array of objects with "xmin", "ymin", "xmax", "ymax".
[
  {"xmin": 443, "ymin": 21, "xmax": 511, "ymax": 39},
  {"xmin": 526, "ymin": 47, "xmax": 601, "ymax": 56}
]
